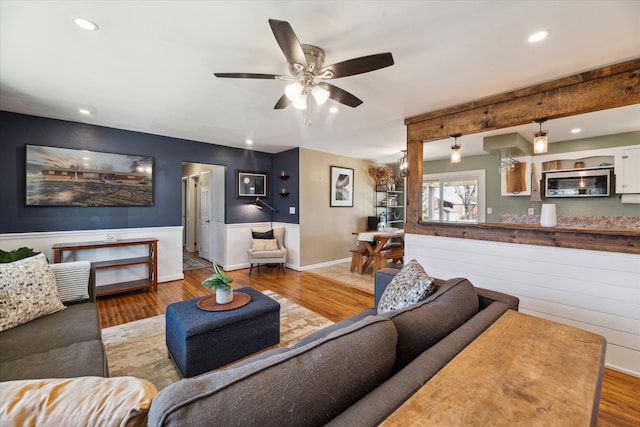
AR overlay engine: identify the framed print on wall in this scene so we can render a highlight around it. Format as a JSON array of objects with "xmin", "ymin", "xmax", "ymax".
[
  {"xmin": 25, "ymin": 144, "xmax": 153, "ymax": 206},
  {"xmin": 237, "ymin": 170, "xmax": 268, "ymax": 198},
  {"xmin": 330, "ymin": 166, "xmax": 354, "ymax": 207}
]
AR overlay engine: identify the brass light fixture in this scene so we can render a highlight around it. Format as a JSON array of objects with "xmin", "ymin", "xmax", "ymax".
[
  {"xmin": 399, "ymin": 149, "xmax": 408, "ymax": 177},
  {"xmin": 450, "ymin": 134, "xmax": 462, "ymax": 163},
  {"xmin": 533, "ymin": 118, "xmax": 549, "ymax": 154}
]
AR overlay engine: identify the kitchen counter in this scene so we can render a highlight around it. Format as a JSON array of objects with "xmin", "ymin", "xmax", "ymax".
[{"xmin": 406, "ymin": 221, "xmax": 640, "ymax": 255}]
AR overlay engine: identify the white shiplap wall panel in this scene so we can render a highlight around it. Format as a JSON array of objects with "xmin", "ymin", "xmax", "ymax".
[
  {"xmin": 520, "ymin": 296, "xmax": 639, "ymax": 346},
  {"xmin": 405, "ymin": 233, "xmax": 640, "ymax": 376}
]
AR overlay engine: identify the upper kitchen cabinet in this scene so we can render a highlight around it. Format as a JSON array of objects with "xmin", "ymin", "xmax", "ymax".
[{"xmin": 617, "ymin": 146, "xmax": 640, "ymax": 194}]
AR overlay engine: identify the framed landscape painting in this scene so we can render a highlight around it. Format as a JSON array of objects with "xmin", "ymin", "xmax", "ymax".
[
  {"xmin": 25, "ymin": 145, "xmax": 154, "ymax": 206},
  {"xmin": 330, "ymin": 166, "xmax": 354, "ymax": 207}
]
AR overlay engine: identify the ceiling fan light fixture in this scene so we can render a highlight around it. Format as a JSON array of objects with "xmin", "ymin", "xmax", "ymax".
[
  {"xmin": 284, "ymin": 82, "xmax": 303, "ymax": 101},
  {"xmin": 292, "ymin": 94, "xmax": 308, "ymax": 110},
  {"xmin": 311, "ymin": 85, "xmax": 330, "ymax": 106}
]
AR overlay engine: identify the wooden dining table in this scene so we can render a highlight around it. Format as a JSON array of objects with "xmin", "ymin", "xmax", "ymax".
[{"xmin": 354, "ymin": 230, "xmax": 405, "ymax": 275}]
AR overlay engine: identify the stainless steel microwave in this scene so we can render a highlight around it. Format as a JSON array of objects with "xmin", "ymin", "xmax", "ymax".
[{"xmin": 544, "ymin": 168, "xmax": 613, "ymax": 198}]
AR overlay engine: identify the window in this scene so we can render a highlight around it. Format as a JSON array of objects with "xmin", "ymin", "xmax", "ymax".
[{"xmin": 423, "ymin": 170, "xmax": 485, "ymax": 222}]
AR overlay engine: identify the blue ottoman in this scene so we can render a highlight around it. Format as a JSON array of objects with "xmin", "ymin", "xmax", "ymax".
[{"xmin": 165, "ymin": 287, "xmax": 280, "ymax": 377}]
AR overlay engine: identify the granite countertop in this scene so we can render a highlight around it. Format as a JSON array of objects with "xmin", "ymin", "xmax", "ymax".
[{"xmin": 500, "ymin": 214, "xmax": 640, "ymax": 230}]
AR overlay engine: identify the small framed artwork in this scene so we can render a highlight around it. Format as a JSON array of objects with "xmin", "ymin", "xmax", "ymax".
[
  {"xmin": 330, "ymin": 166, "xmax": 354, "ymax": 207},
  {"xmin": 237, "ymin": 170, "xmax": 268, "ymax": 198}
]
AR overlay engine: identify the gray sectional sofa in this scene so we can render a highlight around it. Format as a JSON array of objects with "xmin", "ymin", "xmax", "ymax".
[
  {"xmin": 0, "ymin": 263, "xmax": 108, "ymax": 381},
  {"xmin": 148, "ymin": 268, "xmax": 519, "ymax": 426}
]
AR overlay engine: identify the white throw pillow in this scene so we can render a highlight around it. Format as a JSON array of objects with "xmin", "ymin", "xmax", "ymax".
[
  {"xmin": 377, "ymin": 259, "xmax": 436, "ymax": 314},
  {"xmin": 0, "ymin": 253, "xmax": 65, "ymax": 332},
  {"xmin": 252, "ymin": 239, "xmax": 279, "ymax": 251},
  {"xmin": 50, "ymin": 261, "xmax": 91, "ymax": 303}
]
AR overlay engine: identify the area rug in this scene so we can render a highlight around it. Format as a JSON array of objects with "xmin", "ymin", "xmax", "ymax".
[
  {"xmin": 102, "ymin": 290, "xmax": 333, "ymax": 390},
  {"xmin": 182, "ymin": 252, "xmax": 212, "ymax": 271}
]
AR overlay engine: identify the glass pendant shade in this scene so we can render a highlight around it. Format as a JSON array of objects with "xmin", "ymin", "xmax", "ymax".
[
  {"xmin": 534, "ymin": 131, "xmax": 548, "ymax": 153},
  {"xmin": 311, "ymin": 85, "xmax": 330, "ymax": 105},
  {"xmin": 450, "ymin": 145, "xmax": 461, "ymax": 163},
  {"xmin": 285, "ymin": 82, "xmax": 303, "ymax": 101},
  {"xmin": 292, "ymin": 94, "xmax": 308, "ymax": 110},
  {"xmin": 399, "ymin": 151, "xmax": 408, "ymax": 177},
  {"xmin": 450, "ymin": 134, "xmax": 462, "ymax": 163}
]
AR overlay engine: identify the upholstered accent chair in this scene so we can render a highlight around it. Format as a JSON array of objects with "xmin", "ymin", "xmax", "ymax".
[{"xmin": 248, "ymin": 227, "xmax": 287, "ymax": 275}]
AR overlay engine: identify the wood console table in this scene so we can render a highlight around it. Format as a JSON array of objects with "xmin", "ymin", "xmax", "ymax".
[
  {"xmin": 52, "ymin": 237, "xmax": 158, "ymax": 297},
  {"xmin": 380, "ymin": 310, "xmax": 606, "ymax": 426}
]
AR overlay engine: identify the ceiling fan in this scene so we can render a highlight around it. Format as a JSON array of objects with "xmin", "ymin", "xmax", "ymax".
[{"xmin": 214, "ymin": 19, "xmax": 394, "ymax": 110}]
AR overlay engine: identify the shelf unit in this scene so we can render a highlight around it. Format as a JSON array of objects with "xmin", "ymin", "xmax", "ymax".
[
  {"xmin": 375, "ymin": 183, "xmax": 405, "ymax": 229},
  {"xmin": 52, "ymin": 237, "xmax": 158, "ymax": 297}
]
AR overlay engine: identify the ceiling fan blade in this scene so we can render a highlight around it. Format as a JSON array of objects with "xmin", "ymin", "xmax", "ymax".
[
  {"xmin": 274, "ymin": 94, "xmax": 292, "ymax": 110},
  {"xmin": 268, "ymin": 19, "xmax": 307, "ymax": 69},
  {"xmin": 319, "ymin": 53, "xmax": 394, "ymax": 79},
  {"xmin": 319, "ymin": 83, "xmax": 363, "ymax": 108},
  {"xmin": 214, "ymin": 72, "xmax": 286, "ymax": 80}
]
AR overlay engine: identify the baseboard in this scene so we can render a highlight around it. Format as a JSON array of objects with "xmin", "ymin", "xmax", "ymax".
[
  {"xmin": 300, "ymin": 257, "xmax": 351, "ymax": 271},
  {"xmin": 159, "ymin": 273, "xmax": 184, "ymax": 283}
]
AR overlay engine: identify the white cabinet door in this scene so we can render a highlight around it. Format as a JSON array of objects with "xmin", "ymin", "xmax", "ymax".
[{"xmin": 621, "ymin": 148, "xmax": 640, "ymax": 193}]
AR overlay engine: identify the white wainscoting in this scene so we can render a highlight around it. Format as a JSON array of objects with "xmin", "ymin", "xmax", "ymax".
[
  {"xmin": 405, "ymin": 233, "xmax": 640, "ymax": 377},
  {"xmin": 0, "ymin": 226, "xmax": 184, "ymax": 286},
  {"xmin": 224, "ymin": 222, "xmax": 300, "ymax": 271}
]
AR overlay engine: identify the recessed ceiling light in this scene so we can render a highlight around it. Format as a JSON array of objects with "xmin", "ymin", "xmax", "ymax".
[
  {"xmin": 571, "ymin": 128, "xmax": 581, "ymax": 133},
  {"xmin": 329, "ymin": 107, "xmax": 338, "ymax": 114},
  {"xmin": 528, "ymin": 30, "xmax": 549, "ymax": 43},
  {"xmin": 73, "ymin": 18, "xmax": 99, "ymax": 31},
  {"xmin": 245, "ymin": 139, "xmax": 253, "ymax": 145},
  {"xmin": 78, "ymin": 108, "xmax": 91, "ymax": 115}
]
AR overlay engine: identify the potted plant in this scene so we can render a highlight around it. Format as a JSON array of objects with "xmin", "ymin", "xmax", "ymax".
[{"xmin": 201, "ymin": 264, "xmax": 234, "ymax": 304}]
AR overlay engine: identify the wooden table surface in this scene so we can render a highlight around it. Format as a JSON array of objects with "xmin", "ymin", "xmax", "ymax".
[{"xmin": 380, "ymin": 310, "xmax": 606, "ymax": 426}]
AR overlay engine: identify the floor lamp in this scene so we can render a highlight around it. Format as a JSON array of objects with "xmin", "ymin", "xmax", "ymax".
[{"xmin": 250, "ymin": 197, "xmax": 278, "ymax": 228}]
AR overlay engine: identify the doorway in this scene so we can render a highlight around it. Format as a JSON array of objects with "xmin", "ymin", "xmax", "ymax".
[{"xmin": 181, "ymin": 162, "xmax": 226, "ymax": 268}]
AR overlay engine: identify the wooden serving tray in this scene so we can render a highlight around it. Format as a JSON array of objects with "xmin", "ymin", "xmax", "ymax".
[{"xmin": 197, "ymin": 291, "xmax": 251, "ymax": 311}]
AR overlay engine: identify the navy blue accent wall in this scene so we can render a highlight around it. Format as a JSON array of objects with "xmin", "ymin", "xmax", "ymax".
[
  {"xmin": 273, "ymin": 148, "xmax": 299, "ymax": 224},
  {"xmin": 0, "ymin": 111, "xmax": 291, "ymax": 233}
]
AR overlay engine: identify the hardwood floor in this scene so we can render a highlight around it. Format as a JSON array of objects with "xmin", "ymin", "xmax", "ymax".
[{"xmin": 97, "ymin": 265, "xmax": 640, "ymax": 426}]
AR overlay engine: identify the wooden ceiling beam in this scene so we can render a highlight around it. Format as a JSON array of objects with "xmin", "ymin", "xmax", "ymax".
[{"xmin": 405, "ymin": 58, "xmax": 640, "ymax": 144}]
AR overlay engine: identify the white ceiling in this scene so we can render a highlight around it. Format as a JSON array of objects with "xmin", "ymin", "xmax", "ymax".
[{"xmin": 1, "ymin": 1, "xmax": 639, "ymax": 163}]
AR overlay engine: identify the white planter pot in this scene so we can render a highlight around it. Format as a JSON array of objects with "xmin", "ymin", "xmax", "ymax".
[{"xmin": 216, "ymin": 288, "xmax": 233, "ymax": 305}]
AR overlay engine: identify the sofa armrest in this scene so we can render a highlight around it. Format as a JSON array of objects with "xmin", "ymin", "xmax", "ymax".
[{"xmin": 475, "ymin": 287, "xmax": 519, "ymax": 311}]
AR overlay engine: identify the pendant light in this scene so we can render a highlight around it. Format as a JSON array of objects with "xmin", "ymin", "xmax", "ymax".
[
  {"xmin": 398, "ymin": 150, "xmax": 408, "ymax": 177},
  {"xmin": 533, "ymin": 118, "xmax": 549, "ymax": 154},
  {"xmin": 450, "ymin": 134, "xmax": 462, "ymax": 163}
]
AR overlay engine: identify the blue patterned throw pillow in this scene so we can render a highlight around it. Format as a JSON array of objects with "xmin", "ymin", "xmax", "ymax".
[{"xmin": 377, "ymin": 259, "xmax": 435, "ymax": 314}]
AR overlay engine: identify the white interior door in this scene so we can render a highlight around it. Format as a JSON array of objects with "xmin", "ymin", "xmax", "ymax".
[
  {"xmin": 199, "ymin": 170, "xmax": 212, "ymax": 261},
  {"xmin": 186, "ymin": 175, "xmax": 198, "ymax": 252}
]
